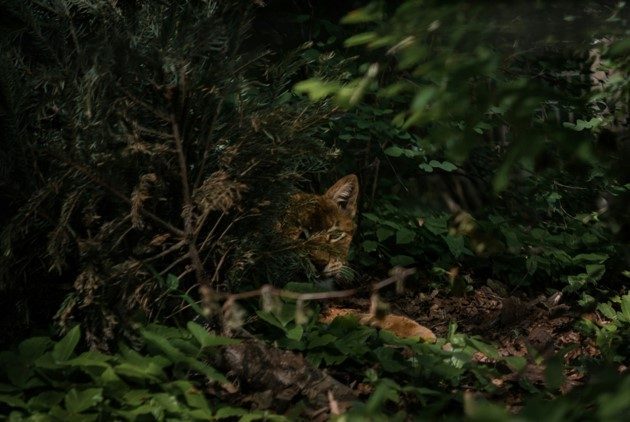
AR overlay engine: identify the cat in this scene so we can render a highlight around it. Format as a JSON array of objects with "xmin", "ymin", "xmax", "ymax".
[
  {"xmin": 282, "ymin": 174, "xmax": 359, "ymax": 280},
  {"xmin": 281, "ymin": 174, "xmax": 436, "ymax": 341}
]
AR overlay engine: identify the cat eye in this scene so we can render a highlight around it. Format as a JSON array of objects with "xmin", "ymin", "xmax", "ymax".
[
  {"xmin": 329, "ymin": 231, "xmax": 346, "ymax": 242},
  {"xmin": 298, "ymin": 228, "xmax": 311, "ymax": 240}
]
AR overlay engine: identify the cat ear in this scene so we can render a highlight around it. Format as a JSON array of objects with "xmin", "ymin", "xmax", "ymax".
[{"xmin": 325, "ymin": 174, "xmax": 359, "ymax": 217}]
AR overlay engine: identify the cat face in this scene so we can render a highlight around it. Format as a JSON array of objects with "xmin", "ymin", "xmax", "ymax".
[{"xmin": 282, "ymin": 175, "xmax": 359, "ymax": 279}]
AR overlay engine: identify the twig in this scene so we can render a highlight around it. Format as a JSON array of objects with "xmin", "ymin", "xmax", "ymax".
[
  {"xmin": 170, "ymin": 111, "xmax": 208, "ymax": 290},
  {"xmin": 158, "ymin": 252, "xmax": 190, "ymax": 278},
  {"xmin": 372, "ymin": 267, "xmax": 416, "ymax": 290},
  {"xmin": 144, "ymin": 240, "xmax": 186, "ymax": 262},
  {"xmin": 227, "ymin": 285, "xmax": 358, "ymax": 302},
  {"xmin": 46, "ymin": 150, "xmax": 184, "ymax": 238},
  {"xmin": 194, "ymin": 99, "xmax": 224, "ymax": 189},
  {"xmin": 129, "ymin": 120, "xmax": 174, "ymax": 140},
  {"xmin": 122, "ymin": 89, "xmax": 171, "ymax": 121},
  {"xmin": 61, "ymin": 1, "xmax": 81, "ymax": 62},
  {"xmin": 196, "ymin": 210, "xmax": 225, "ymax": 244},
  {"xmin": 370, "ymin": 157, "xmax": 380, "ymax": 209},
  {"xmin": 220, "ymin": 267, "xmax": 414, "ymax": 303},
  {"xmin": 211, "ymin": 246, "xmax": 232, "ymax": 284},
  {"xmin": 553, "ymin": 181, "xmax": 589, "ymax": 190}
]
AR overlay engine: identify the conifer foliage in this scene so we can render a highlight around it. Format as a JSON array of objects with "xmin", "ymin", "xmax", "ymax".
[{"xmin": 0, "ymin": 0, "xmax": 332, "ymax": 346}]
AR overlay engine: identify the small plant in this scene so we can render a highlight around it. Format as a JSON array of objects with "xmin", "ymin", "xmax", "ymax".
[{"xmin": 0, "ymin": 323, "xmax": 283, "ymax": 420}]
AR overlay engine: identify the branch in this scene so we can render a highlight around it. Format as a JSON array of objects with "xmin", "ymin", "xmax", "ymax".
[
  {"xmin": 172, "ymin": 267, "xmax": 417, "ymax": 321},
  {"xmin": 46, "ymin": 150, "xmax": 184, "ymax": 238},
  {"xmin": 170, "ymin": 110, "xmax": 209, "ymax": 292},
  {"xmin": 221, "ymin": 267, "xmax": 416, "ymax": 303},
  {"xmin": 193, "ymin": 98, "xmax": 224, "ymax": 189}
]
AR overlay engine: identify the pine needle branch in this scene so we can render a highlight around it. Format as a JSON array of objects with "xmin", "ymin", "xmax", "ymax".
[
  {"xmin": 170, "ymin": 110, "xmax": 211, "ymax": 293},
  {"xmin": 47, "ymin": 150, "xmax": 185, "ymax": 237}
]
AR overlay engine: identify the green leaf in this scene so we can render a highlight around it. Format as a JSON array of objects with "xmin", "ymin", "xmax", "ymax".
[
  {"xmin": 307, "ymin": 333, "xmax": 337, "ymax": 348},
  {"xmin": 341, "ymin": 6, "xmax": 383, "ymax": 24},
  {"xmin": 28, "ymin": 391, "xmax": 65, "ymax": 411},
  {"xmin": 381, "ymin": 220, "xmax": 404, "ymax": 230},
  {"xmin": 52, "ymin": 325, "xmax": 81, "ymax": 362},
  {"xmin": 214, "ymin": 406, "xmax": 249, "ymax": 419},
  {"xmin": 504, "ymin": 356, "xmax": 527, "ymax": 372},
  {"xmin": 114, "ymin": 362, "xmax": 166, "ymax": 382},
  {"xmin": 113, "ymin": 404, "xmax": 154, "ymax": 420},
  {"xmin": 0, "ymin": 352, "xmax": 30, "ymax": 388},
  {"xmin": 181, "ymin": 386, "xmax": 210, "ymax": 410},
  {"xmin": 98, "ymin": 366, "xmax": 125, "ymax": 386},
  {"xmin": 66, "ymin": 351, "xmax": 112, "ymax": 368},
  {"xmin": 118, "ymin": 343, "xmax": 170, "ymax": 368},
  {"xmin": 597, "ymin": 303, "xmax": 617, "ymax": 320},
  {"xmin": 362, "ymin": 240, "xmax": 378, "ymax": 252},
  {"xmin": 186, "ymin": 359, "xmax": 227, "ymax": 383},
  {"xmin": 33, "ymin": 352, "xmax": 61, "ymax": 370},
  {"xmin": 444, "ymin": 235, "xmax": 465, "ymax": 258},
  {"xmin": 18, "ymin": 337, "xmax": 52, "ymax": 361},
  {"xmin": 256, "ymin": 310, "xmax": 285, "ymax": 329},
  {"xmin": 179, "ymin": 293, "xmax": 205, "ymax": 317},
  {"xmin": 286, "ymin": 325, "xmax": 304, "ymax": 341},
  {"xmin": 294, "ymin": 78, "xmax": 338, "ymax": 101},
  {"xmin": 546, "ymin": 192, "xmax": 562, "ymax": 205},
  {"xmin": 467, "ymin": 337, "xmax": 500, "ymax": 360},
  {"xmin": 362, "ymin": 213, "xmax": 380, "ymax": 222},
  {"xmin": 493, "ymin": 162, "xmax": 510, "ymax": 192},
  {"xmin": 344, "ymin": 32, "xmax": 378, "ymax": 47},
  {"xmin": 424, "ymin": 215, "xmax": 448, "ymax": 235},
  {"xmin": 151, "ymin": 393, "xmax": 180, "ymax": 413},
  {"xmin": 122, "ymin": 389, "xmax": 151, "ymax": 406},
  {"xmin": 544, "ymin": 356, "xmax": 565, "ymax": 391},
  {"xmin": 619, "ymin": 294, "xmax": 630, "ymax": 322},
  {"xmin": 141, "ymin": 330, "xmax": 186, "ymax": 363},
  {"xmin": 64, "ymin": 388, "xmax": 103, "ymax": 413},
  {"xmin": 465, "ymin": 400, "xmax": 510, "ymax": 420},
  {"xmin": 563, "ymin": 117, "xmax": 603, "ymax": 131},
  {"xmin": 373, "ymin": 347, "xmax": 407, "ymax": 372},
  {"xmin": 395, "ymin": 228, "xmax": 415, "ymax": 244},
  {"xmin": 390, "ymin": 255, "xmax": 415, "ymax": 266},
  {"xmin": 419, "ymin": 163, "xmax": 434, "ymax": 172},
  {"xmin": 411, "ymin": 87, "xmax": 437, "ymax": 111},
  {"xmin": 526, "ymin": 256, "xmax": 539, "ymax": 275},
  {"xmin": 186, "ymin": 321, "xmax": 239, "ymax": 349},
  {"xmin": 376, "ymin": 228, "xmax": 394, "ymax": 241},
  {"xmin": 164, "ymin": 274, "xmax": 179, "ymax": 290},
  {"xmin": 573, "ymin": 253, "xmax": 609, "ymax": 264},
  {"xmin": 189, "ymin": 408, "xmax": 215, "ymax": 419},
  {"xmin": 0, "ymin": 383, "xmax": 18, "ymax": 393},
  {"xmin": 0, "ymin": 394, "xmax": 27, "ymax": 409},
  {"xmin": 436, "ymin": 161, "xmax": 457, "ymax": 172},
  {"xmin": 586, "ymin": 264, "xmax": 606, "ymax": 282},
  {"xmin": 384, "ymin": 146, "xmax": 404, "ymax": 157},
  {"xmin": 366, "ymin": 379, "xmax": 400, "ymax": 414},
  {"xmin": 567, "ymin": 273, "xmax": 589, "ymax": 292}
]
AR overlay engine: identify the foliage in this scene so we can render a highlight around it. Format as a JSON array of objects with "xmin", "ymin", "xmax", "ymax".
[
  {"xmin": 0, "ymin": 0, "xmax": 334, "ymax": 346},
  {"xmin": 0, "ymin": 323, "xmax": 286, "ymax": 420},
  {"xmin": 579, "ymin": 292, "xmax": 630, "ymax": 363},
  {"xmin": 465, "ymin": 367, "xmax": 630, "ymax": 422},
  {"xmin": 251, "ymin": 289, "xmax": 630, "ymax": 420},
  {"xmin": 0, "ymin": 0, "xmax": 628, "ymax": 419},
  {"xmin": 294, "ymin": 0, "xmax": 629, "ymax": 296}
]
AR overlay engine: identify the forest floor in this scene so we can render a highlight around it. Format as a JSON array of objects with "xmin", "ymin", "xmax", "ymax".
[{"xmin": 335, "ymin": 279, "xmax": 604, "ymax": 411}]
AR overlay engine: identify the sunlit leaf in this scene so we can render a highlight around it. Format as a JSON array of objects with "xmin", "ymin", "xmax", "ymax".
[
  {"xmin": 186, "ymin": 321, "xmax": 239, "ymax": 349},
  {"xmin": 64, "ymin": 388, "xmax": 103, "ymax": 414}
]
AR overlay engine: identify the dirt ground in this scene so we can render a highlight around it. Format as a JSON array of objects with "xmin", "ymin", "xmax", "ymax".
[{"xmin": 333, "ymin": 277, "xmax": 606, "ymax": 409}]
